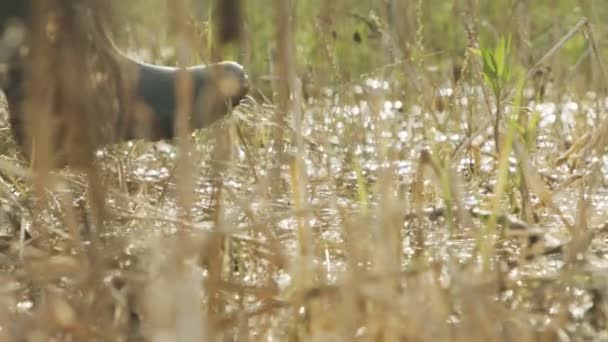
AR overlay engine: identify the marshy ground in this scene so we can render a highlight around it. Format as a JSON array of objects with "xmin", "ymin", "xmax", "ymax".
[{"xmin": 2, "ymin": 1, "xmax": 608, "ymax": 341}]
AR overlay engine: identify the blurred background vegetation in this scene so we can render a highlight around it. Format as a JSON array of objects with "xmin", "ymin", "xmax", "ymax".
[{"xmin": 114, "ymin": 0, "xmax": 608, "ymax": 97}]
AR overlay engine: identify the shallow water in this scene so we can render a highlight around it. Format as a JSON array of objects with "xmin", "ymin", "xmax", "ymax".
[{"xmin": 3, "ymin": 78, "xmax": 608, "ymax": 339}]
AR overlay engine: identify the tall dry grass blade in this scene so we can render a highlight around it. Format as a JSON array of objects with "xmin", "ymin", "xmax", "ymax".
[
  {"xmin": 411, "ymin": 150, "xmax": 429, "ymax": 258},
  {"xmin": 524, "ymin": 17, "xmax": 588, "ymax": 82},
  {"xmin": 171, "ymin": 0, "xmax": 196, "ymax": 213},
  {"xmin": 269, "ymin": 0, "xmax": 295, "ymax": 195},
  {"xmin": 513, "ymin": 140, "xmax": 573, "ymax": 232},
  {"xmin": 583, "ymin": 20, "xmax": 608, "ymax": 95}
]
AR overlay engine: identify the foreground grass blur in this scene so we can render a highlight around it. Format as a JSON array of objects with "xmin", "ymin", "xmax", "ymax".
[{"xmin": 2, "ymin": 0, "xmax": 608, "ymax": 340}]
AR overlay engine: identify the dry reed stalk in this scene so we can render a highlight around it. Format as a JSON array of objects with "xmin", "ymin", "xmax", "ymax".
[
  {"xmin": 513, "ymin": 140, "xmax": 573, "ymax": 232},
  {"xmin": 411, "ymin": 150, "xmax": 428, "ymax": 259},
  {"xmin": 22, "ymin": 1, "xmax": 59, "ymax": 248},
  {"xmin": 268, "ymin": 0, "xmax": 292, "ymax": 196}
]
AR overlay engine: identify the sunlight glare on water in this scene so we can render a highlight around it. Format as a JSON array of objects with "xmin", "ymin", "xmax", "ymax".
[
  {"xmin": 535, "ymin": 102, "xmax": 557, "ymax": 128},
  {"xmin": 365, "ymin": 78, "xmax": 389, "ymax": 90}
]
